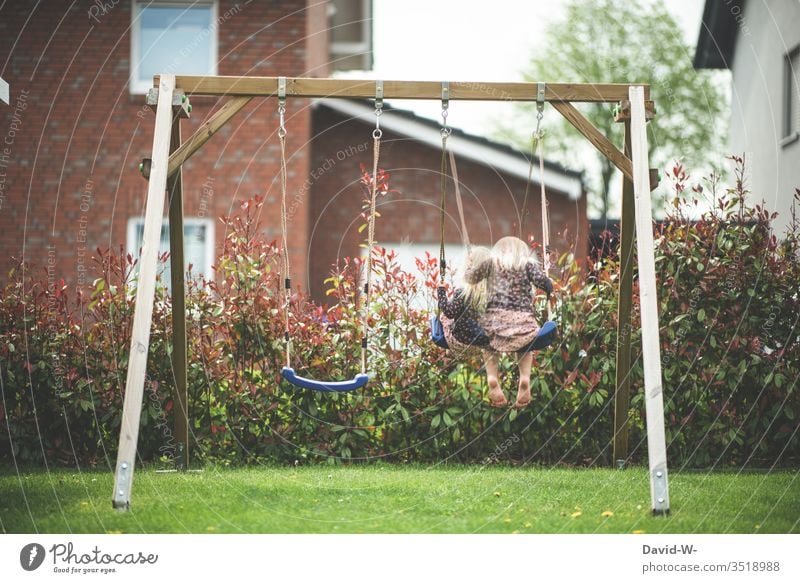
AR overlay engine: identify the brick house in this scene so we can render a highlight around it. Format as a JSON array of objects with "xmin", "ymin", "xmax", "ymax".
[
  {"xmin": 308, "ymin": 100, "xmax": 586, "ymax": 300},
  {"xmin": 0, "ymin": 0, "xmax": 585, "ymax": 304}
]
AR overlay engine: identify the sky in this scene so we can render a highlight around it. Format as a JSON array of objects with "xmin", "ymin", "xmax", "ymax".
[{"xmin": 359, "ymin": 0, "xmax": 706, "ymax": 136}]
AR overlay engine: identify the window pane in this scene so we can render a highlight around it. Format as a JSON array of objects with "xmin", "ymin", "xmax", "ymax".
[
  {"xmin": 137, "ymin": 4, "xmax": 213, "ymax": 84},
  {"xmin": 132, "ymin": 220, "xmax": 211, "ymax": 293},
  {"xmin": 329, "ymin": 0, "xmax": 372, "ymax": 71},
  {"xmin": 184, "ymin": 223, "xmax": 208, "ymax": 278},
  {"xmin": 331, "ymin": 0, "xmax": 364, "ymax": 43}
]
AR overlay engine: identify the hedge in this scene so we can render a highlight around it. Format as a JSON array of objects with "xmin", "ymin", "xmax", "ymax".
[{"xmin": 1, "ymin": 157, "xmax": 797, "ymax": 468}]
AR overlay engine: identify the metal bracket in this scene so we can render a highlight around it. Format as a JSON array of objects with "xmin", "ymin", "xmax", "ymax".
[
  {"xmin": 277, "ymin": 76, "xmax": 286, "ymax": 106},
  {"xmin": 112, "ymin": 461, "xmax": 131, "ymax": 510},
  {"xmin": 651, "ymin": 464, "xmax": 670, "ymax": 515},
  {"xmin": 375, "ymin": 80, "xmax": 383, "ymax": 110},
  {"xmin": 441, "ymin": 81, "xmax": 449, "ymax": 109},
  {"xmin": 536, "ymin": 82, "xmax": 546, "ymax": 112}
]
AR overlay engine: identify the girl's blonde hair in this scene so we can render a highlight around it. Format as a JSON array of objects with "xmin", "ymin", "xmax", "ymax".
[
  {"xmin": 462, "ymin": 246, "xmax": 491, "ymax": 313},
  {"xmin": 491, "ymin": 235, "xmax": 538, "ymax": 270}
]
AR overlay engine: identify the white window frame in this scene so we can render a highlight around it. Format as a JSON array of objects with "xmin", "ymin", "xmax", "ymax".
[
  {"xmin": 126, "ymin": 217, "xmax": 215, "ymax": 288},
  {"xmin": 330, "ymin": 0, "xmax": 373, "ymax": 71},
  {"xmin": 130, "ymin": 0, "xmax": 218, "ymax": 95}
]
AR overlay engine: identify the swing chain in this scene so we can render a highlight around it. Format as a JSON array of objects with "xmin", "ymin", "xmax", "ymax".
[
  {"xmin": 441, "ymin": 81, "xmax": 451, "ymax": 140},
  {"xmin": 277, "ymin": 76, "xmax": 287, "ymax": 138},
  {"xmin": 373, "ymin": 80, "xmax": 383, "ymax": 139},
  {"xmin": 534, "ymin": 81, "xmax": 545, "ymax": 140}
]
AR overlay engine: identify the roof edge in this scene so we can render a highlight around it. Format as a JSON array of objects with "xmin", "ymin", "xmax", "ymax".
[
  {"xmin": 314, "ymin": 98, "xmax": 585, "ymax": 201},
  {"xmin": 694, "ymin": 0, "xmax": 745, "ymax": 69}
]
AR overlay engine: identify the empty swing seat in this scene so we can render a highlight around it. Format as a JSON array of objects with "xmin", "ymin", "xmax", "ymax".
[{"xmin": 281, "ymin": 367, "xmax": 369, "ymax": 393}]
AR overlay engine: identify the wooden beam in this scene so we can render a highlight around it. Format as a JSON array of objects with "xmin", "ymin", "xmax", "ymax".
[
  {"xmin": 155, "ymin": 75, "xmax": 649, "ymax": 103},
  {"xmin": 551, "ymin": 101, "xmax": 633, "ymax": 180},
  {"xmin": 166, "ymin": 96, "xmax": 252, "ymax": 178},
  {"xmin": 167, "ymin": 112, "xmax": 189, "ymax": 471},
  {"xmin": 612, "ymin": 120, "xmax": 635, "ymax": 468},
  {"xmin": 629, "ymin": 86, "xmax": 670, "ymax": 515},
  {"xmin": 112, "ymin": 74, "xmax": 176, "ymax": 511}
]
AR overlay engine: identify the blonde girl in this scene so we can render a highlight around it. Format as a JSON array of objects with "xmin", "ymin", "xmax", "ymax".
[{"xmin": 465, "ymin": 236, "xmax": 554, "ymax": 408}]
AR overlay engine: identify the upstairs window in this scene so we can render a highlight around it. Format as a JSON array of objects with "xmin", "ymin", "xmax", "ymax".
[
  {"xmin": 329, "ymin": 0, "xmax": 373, "ymax": 71},
  {"xmin": 784, "ymin": 45, "xmax": 800, "ymax": 143},
  {"xmin": 130, "ymin": 1, "xmax": 218, "ymax": 94}
]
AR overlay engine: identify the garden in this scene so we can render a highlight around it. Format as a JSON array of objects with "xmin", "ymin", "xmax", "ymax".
[{"xmin": 1, "ymin": 158, "xmax": 798, "ymax": 533}]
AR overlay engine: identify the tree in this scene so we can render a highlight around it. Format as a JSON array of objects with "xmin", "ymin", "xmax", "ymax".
[{"xmin": 497, "ymin": 0, "xmax": 728, "ymax": 219}]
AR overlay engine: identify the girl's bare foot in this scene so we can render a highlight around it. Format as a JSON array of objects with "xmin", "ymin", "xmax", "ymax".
[
  {"xmin": 514, "ymin": 379, "xmax": 531, "ymax": 408},
  {"xmin": 488, "ymin": 377, "xmax": 508, "ymax": 407}
]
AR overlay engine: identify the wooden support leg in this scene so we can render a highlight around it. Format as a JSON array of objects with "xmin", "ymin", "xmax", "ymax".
[
  {"xmin": 112, "ymin": 75, "xmax": 176, "ymax": 511},
  {"xmin": 613, "ymin": 121, "xmax": 634, "ymax": 468},
  {"xmin": 167, "ymin": 112, "xmax": 189, "ymax": 471},
  {"xmin": 629, "ymin": 86, "xmax": 670, "ymax": 515}
]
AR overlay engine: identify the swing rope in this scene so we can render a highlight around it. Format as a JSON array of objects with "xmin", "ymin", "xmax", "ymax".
[
  {"xmin": 361, "ymin": 82, "xmax": 383, "ymax": 375},
  {"xmin": 277, "ymin": 79, "xmax": 292, "ymax": 369},
  {"xmin": 534, "ymin": 85, "xmax": 554, "ymax": 320},
  {"xmin": 435, "ymin": 82, "xmax": 454, "ymax": 334},
  {"xmin": 519, "ymin": 83, "xmax": 552, "ymax": 319},
  {"xmin": 450, "ymin": 148, "xmax": 469, "ymax": 248},
  {"xmin": 277, "ymin": 79, "xmax": 377, "ymax": 390},
  {"xmin": 438, "ymin": 85, "xmax": 450, "ymax": 276},
  {"xmin": 436, "ymin": 83, "xmax": 471, "ymax": 275},
  {"xmin": 536, "ymin": 118, "xmax": 551, "ymax": 276},
  {"xmin": 431, "ymin": 83, "xmax": 474, "ymax": 349}
]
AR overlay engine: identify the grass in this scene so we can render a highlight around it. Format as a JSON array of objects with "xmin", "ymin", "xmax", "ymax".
[{"xmin": 1, "ymin": 465, "xmax": 798, "ymax": 534}]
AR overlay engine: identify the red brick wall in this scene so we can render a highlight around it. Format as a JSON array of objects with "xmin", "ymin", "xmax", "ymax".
[
  {"xmin": 0, "ymin": 0, "xmax": 312, "ymax": 292},
  {"xmin": 308, "ymin": 105, "xmax": 588, "ymax": 301}
]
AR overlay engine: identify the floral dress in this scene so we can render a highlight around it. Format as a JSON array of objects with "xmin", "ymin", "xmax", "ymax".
[
  {"xmin": 437, "ymin": 287, "xmax": 491, "ymax": 351},
  {"xmin": 466, "ymin": 260, "xmax": 553, "ymax": 352}
]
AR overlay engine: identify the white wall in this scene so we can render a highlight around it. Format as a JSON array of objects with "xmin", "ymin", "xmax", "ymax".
[{"xmin": 730, "ymin": 0, "xmax": 800, "ymax": 236}]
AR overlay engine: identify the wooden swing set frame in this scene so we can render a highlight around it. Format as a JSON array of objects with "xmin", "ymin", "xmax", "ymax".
[{"xmin": 114, "ymin": 74, "xmax": 669, "ymax": 515}]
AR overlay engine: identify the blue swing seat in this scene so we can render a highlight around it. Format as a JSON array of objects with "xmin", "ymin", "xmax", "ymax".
[
  {"xmin": 281, "ymin": 367, "xmax": 369, "ymax": 393},
  {"xmin": 430, "ymin": 316, "xmax": 449, "ymax": 349},
  {"xmin": 524, "ymin": 320, "xmax": 558, "ymax": 351},
  {"xmin": 432, "ymin": 316, "xmax": 557, "ymax": 351}
]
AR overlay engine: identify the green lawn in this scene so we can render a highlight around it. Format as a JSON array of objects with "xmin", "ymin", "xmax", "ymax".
[{"xmin": 1, "ymin": 465, "xmax": 798, "ymax": 534}]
